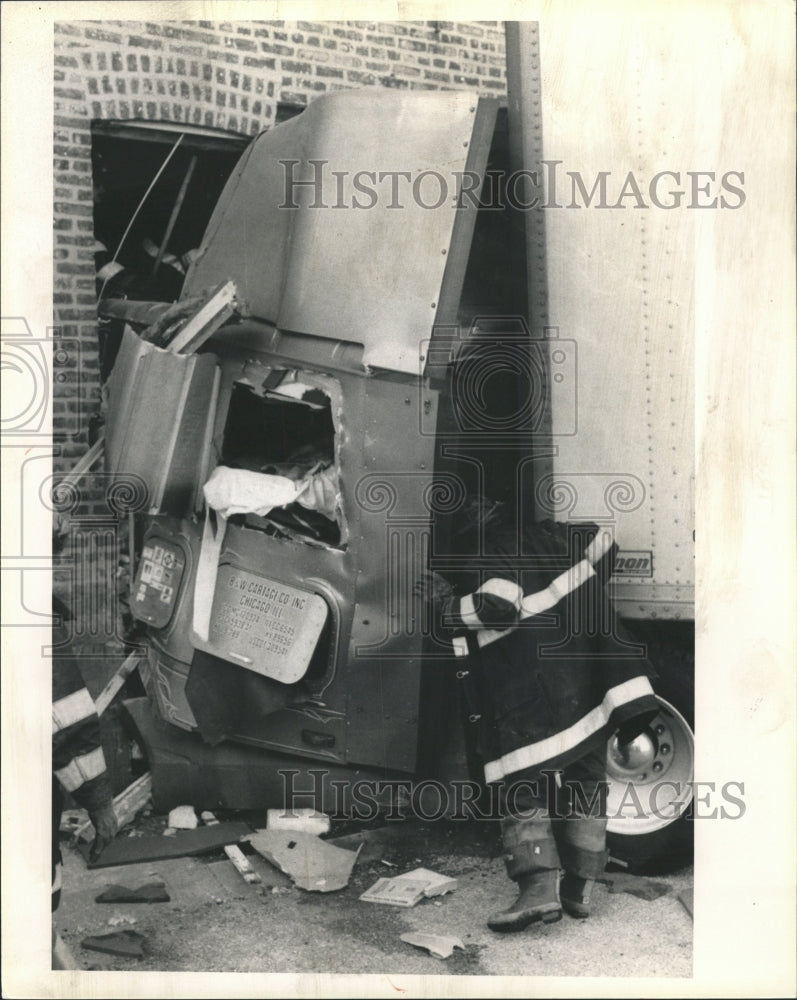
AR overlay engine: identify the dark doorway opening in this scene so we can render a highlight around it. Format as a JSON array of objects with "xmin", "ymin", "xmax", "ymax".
[{"xmin": 90, "ymin": 119, "xmax": 250, "ymax": 379}]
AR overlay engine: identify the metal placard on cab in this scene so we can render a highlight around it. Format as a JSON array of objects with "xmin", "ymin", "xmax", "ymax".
[
  {"xmin": 197, "ymin": 567, "xmax": 328, "ymax": 684},
  {"xmin": 130, "ymin": 538, "xmax": 186, "ymax": 628}
]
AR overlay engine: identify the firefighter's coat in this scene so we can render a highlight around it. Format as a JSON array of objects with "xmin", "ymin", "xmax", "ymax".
[{"xmin": 445, "ymin": 520, "xmax": 659, "ymax": 784}]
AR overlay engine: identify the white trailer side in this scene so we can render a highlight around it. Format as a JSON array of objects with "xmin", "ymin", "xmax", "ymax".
[{"xmin": 507, "ymin": 15, "xmax": 698, "ymax": 620}]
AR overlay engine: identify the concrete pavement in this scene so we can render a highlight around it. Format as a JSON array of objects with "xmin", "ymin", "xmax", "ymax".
[{"xmin": 55, "ymin": 817, "xmax": 693, "ymax": 978}]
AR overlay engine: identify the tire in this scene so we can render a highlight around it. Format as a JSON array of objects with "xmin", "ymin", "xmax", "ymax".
[{"xmin": 605, "ymin": 621, "xmax": 695, "ymax": 872}]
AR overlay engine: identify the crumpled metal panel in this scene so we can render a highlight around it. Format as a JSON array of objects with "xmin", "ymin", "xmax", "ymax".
[
  {"xmin": 105, "ymin": 327, "xmax": 219, "ymax": 515},
  {"xmin": 184, "ymin": 90, "xmax": 485, "ymax": 373}
]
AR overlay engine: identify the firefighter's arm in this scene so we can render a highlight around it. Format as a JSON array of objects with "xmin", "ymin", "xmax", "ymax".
[
  {"xmin": 445, "ymin": 577, "xmax": 523, "ymax": 632},
  {"xmin": 416, "ymin": 571, "xmax": 522, "ymax": 634}
]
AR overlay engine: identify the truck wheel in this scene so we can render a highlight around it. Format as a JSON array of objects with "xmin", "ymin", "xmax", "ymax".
[{"xmin": 605, "ymin": 633, "xmax": 695, "ymax": 871}]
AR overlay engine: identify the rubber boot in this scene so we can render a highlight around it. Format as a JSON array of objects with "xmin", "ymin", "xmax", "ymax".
[
  {"xmin": 560, "ymin": 873, "xmax": 594, "ymax": 919},
  {"xmin": 487, "ymin": 869, "xmax": 563, "ymax": 933},
  {"xmin": 489, "ymin": 813, "xmax": 563, "ymax": 932},
  {"xmin": 556, "ymin": 818, "xmax": 609, "ymax": 919}
]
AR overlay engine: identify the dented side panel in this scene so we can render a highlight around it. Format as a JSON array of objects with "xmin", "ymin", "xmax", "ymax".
[{"xmin": 138, "ymin": 339, "xmax": 440, "ymax": 773}]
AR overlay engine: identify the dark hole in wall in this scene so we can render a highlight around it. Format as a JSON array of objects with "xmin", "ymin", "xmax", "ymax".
[{"xmin": 90, "ymin": 120, "xmax": 249, "ymax": 379}]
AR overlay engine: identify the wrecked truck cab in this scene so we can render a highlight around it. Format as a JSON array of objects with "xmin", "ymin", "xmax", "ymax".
[
  {"xmin": 107, "ymin": 90, "xmax": 524, "ymax": 787},
  {"xmin": 104, "ymin": 87, "xmax": 695, "ymax": 872}
]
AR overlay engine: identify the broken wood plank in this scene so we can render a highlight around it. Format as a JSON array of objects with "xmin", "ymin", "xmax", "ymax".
[
  {"xmin": 152, "ymin": 154, "xmax": 197, "ymax": 279},
  {"xmin": 201, "ymin": 811, "xmax": 261, "ymax": 884},
  {"xmin": 63, "ymin": 435, "xmax": 105, "ymax": 478},
  {"xmin": 220, "ymin": 845, "xmax": 261, "ymax": 885},
  {"xmin": 81, "ymin": 821, "xmax": 252, "ymax": 868},
  {"xmin": 97, "ymin": 298, "xmax": 173, "ymax": 327},
  {"xmin": 95, "ymin": 652, "xmax": 143, "ymax": 717},
  {"xmin": 75, "ymin": 772, "xmax": 152, "ymax": 843},
  {"xmin": 166, "ymin": 280, "xmax": 239, "ymax": 354},
  {"xmin": 112, "ymin": 772, "xmax": 152, "ymax": 829}
]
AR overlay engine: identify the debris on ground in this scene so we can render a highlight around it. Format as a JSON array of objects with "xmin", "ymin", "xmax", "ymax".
[
  {"xmin": 677, "ymin": 887, "xmax": 694, "ymax": 919},
  {"xmin": 360, "ymin": 867, "xmax": 458, "ymax": 907},
  {"xmin": 201, "ymin": 811, "xmax": 261, "ymax": 884},
  {"xmin": 266, "ymin": 808, "xmax": 331, "ymax": 836},
  {"xmin": 168, "ymin": 805, "xmax": 199, "ymax": 829},
  {"xmin": 361, "ymin": 877, "xmax": 424, "ymax": 906},
  {"xmin": 107, "ymin": 915, "xmax": 138, "ymax": 927},
  {"xmin": 400, "ymin": 932, "xmax": 465, "ymax": 959},
  {"xmin": 410, "ymin": 868, "xmax": 458, "ymax": 898},
  {"xmin": 80, "ymin": 929, "xmax": 148, "ymax": 958},
  {"xmin": 599, "ymin": 872, "xmax": 672, "ymax": 901},
  {"xmin": 245, "ymin": 829, "xmax": 361, "ymax": 892},
  {"xmin": 222, "ymin": 844, "xmax": 261, "ymax": 884},
  {"xmin": 327, "ymin": 824, "xmax": 429, "ymax": 864},
  {"xmin": 60, "ymin": 809, "xmax": 90, "ymax": 834},
  {"xmin": 82, "ymin": 821, "xmax": 251, "ymax": 868},
  {"xmin": 95, "ymin": 882, "xmax": 171, "ymax": 903}
]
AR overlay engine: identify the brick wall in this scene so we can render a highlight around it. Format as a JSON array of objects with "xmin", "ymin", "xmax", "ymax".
[{"xmin": 53, "ymin": 19, "xmax": 507, "ymax": 488}]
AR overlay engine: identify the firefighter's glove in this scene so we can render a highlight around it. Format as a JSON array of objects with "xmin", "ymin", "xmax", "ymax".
[
  {"xmin": 88, "ymin": 803, "xmax": 119, "ymax": 862},
  {"xmin": 415, "ymin": 570, "xmax": 455, "ymax": 614}
]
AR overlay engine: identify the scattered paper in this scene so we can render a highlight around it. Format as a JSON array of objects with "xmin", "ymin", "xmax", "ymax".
[
  {"xmin": 400, "ymin": 933, "xmax": 465, "ymax": 960},
  {"xmin": 360, "ymin": 877, "xmax": 429, "ymax": 907},
  {"xmin": 408, "ymin": 868, "xmax": 459, "ymax": 898},
  {"xmin": 360, "ymin": 868, "xmax": 458, "ymax": 907},
  {"xmin": 245, "ymin": 829, "xmax": 361, "ymax": 893}
]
